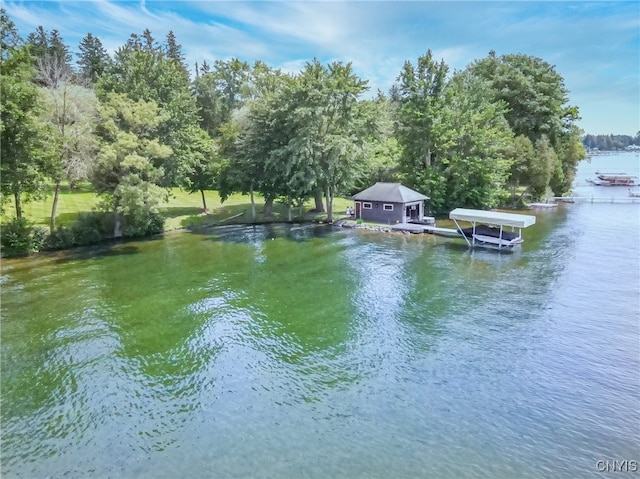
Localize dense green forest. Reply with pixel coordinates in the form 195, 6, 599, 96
582, 133, 640, 151
1, 10, 587, 254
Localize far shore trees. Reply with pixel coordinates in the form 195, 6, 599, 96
583, 133, 640, 151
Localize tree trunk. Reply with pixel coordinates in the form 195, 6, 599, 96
314, 190, 325, 212
200, 189, 208, 213
113, 209, 122, 238
517, 185, 531, 204
249, 186, 256, 222
263, 197, 273, 218
325, 185, 333, 223
287, 200, 292, 222
50, 180, 61, 234
14, 190, 23, 219
425, 147, 431, 168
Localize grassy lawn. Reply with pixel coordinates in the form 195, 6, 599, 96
165, 191, 352, 229
3, 184, 100, 228
1, 184, 354, 231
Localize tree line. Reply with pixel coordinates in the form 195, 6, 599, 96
582, 133, 640, 151
1, 10, 586, 252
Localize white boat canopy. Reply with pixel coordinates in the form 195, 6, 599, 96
449, 208, 536, 228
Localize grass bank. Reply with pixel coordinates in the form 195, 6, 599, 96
1, 184, 353, 231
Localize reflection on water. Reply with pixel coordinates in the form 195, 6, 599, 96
2, 154, 639, 478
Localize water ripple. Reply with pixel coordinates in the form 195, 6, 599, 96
2, 157, 639, 478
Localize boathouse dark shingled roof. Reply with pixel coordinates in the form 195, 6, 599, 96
352, 182, 429, 203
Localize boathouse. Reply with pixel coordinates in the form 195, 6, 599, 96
352, 182, 429, 224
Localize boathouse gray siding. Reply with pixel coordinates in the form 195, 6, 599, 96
352, 183, 429, 224
358, 201, 404, 224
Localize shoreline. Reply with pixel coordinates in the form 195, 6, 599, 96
0, 217, 336, 262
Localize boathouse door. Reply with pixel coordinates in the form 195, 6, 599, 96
406, 204, 418, 221
354, 202, 361, 219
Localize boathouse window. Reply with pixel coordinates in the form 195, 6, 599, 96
363, 202, 372, 209
383, 204, 394, 211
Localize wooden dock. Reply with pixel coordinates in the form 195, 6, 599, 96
391, 223, 462, 237
553, 196, 640, 204
422, 226, 462, 237
390, 223, 427, 234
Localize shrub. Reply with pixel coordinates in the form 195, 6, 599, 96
43, 212, 113, 251
44, 225, 76, 250
1, 218, 46, 257
122, 211, 164, 238
74, 212, 113, 244
3, 210, 165, 255
145, 212, 164, 235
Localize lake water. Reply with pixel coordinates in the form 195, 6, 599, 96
1, 153, 639, 478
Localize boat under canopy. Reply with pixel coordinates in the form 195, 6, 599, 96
449, 208, 536, 250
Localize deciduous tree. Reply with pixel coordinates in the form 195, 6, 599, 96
354, 95, 402, 191
1, 14, 51, 218
293, 59, 369, 221
394, 50, 449, 172
506, 135, 536, 204
193, 58, 252, 139
469, 52, 585, 195
530, 135, 558, 199
39, 81, 98, 232
180, 125, 217, 212
430, 70, 513, 210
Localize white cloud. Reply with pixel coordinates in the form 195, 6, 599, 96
2, 0, 637, 134
278, 58, 310, 75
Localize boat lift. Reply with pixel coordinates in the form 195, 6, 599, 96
449, 208, 537, 251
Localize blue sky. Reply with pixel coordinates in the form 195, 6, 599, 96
3, 1, 639, 135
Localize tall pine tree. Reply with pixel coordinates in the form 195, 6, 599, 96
77, 33, 110, 84
26, 26, 72, 87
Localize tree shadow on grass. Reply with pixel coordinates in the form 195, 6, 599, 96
168, 201, 336, 243
180, 204, 251, 229
160, 206, 203, 219
43, 212, 87, 228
